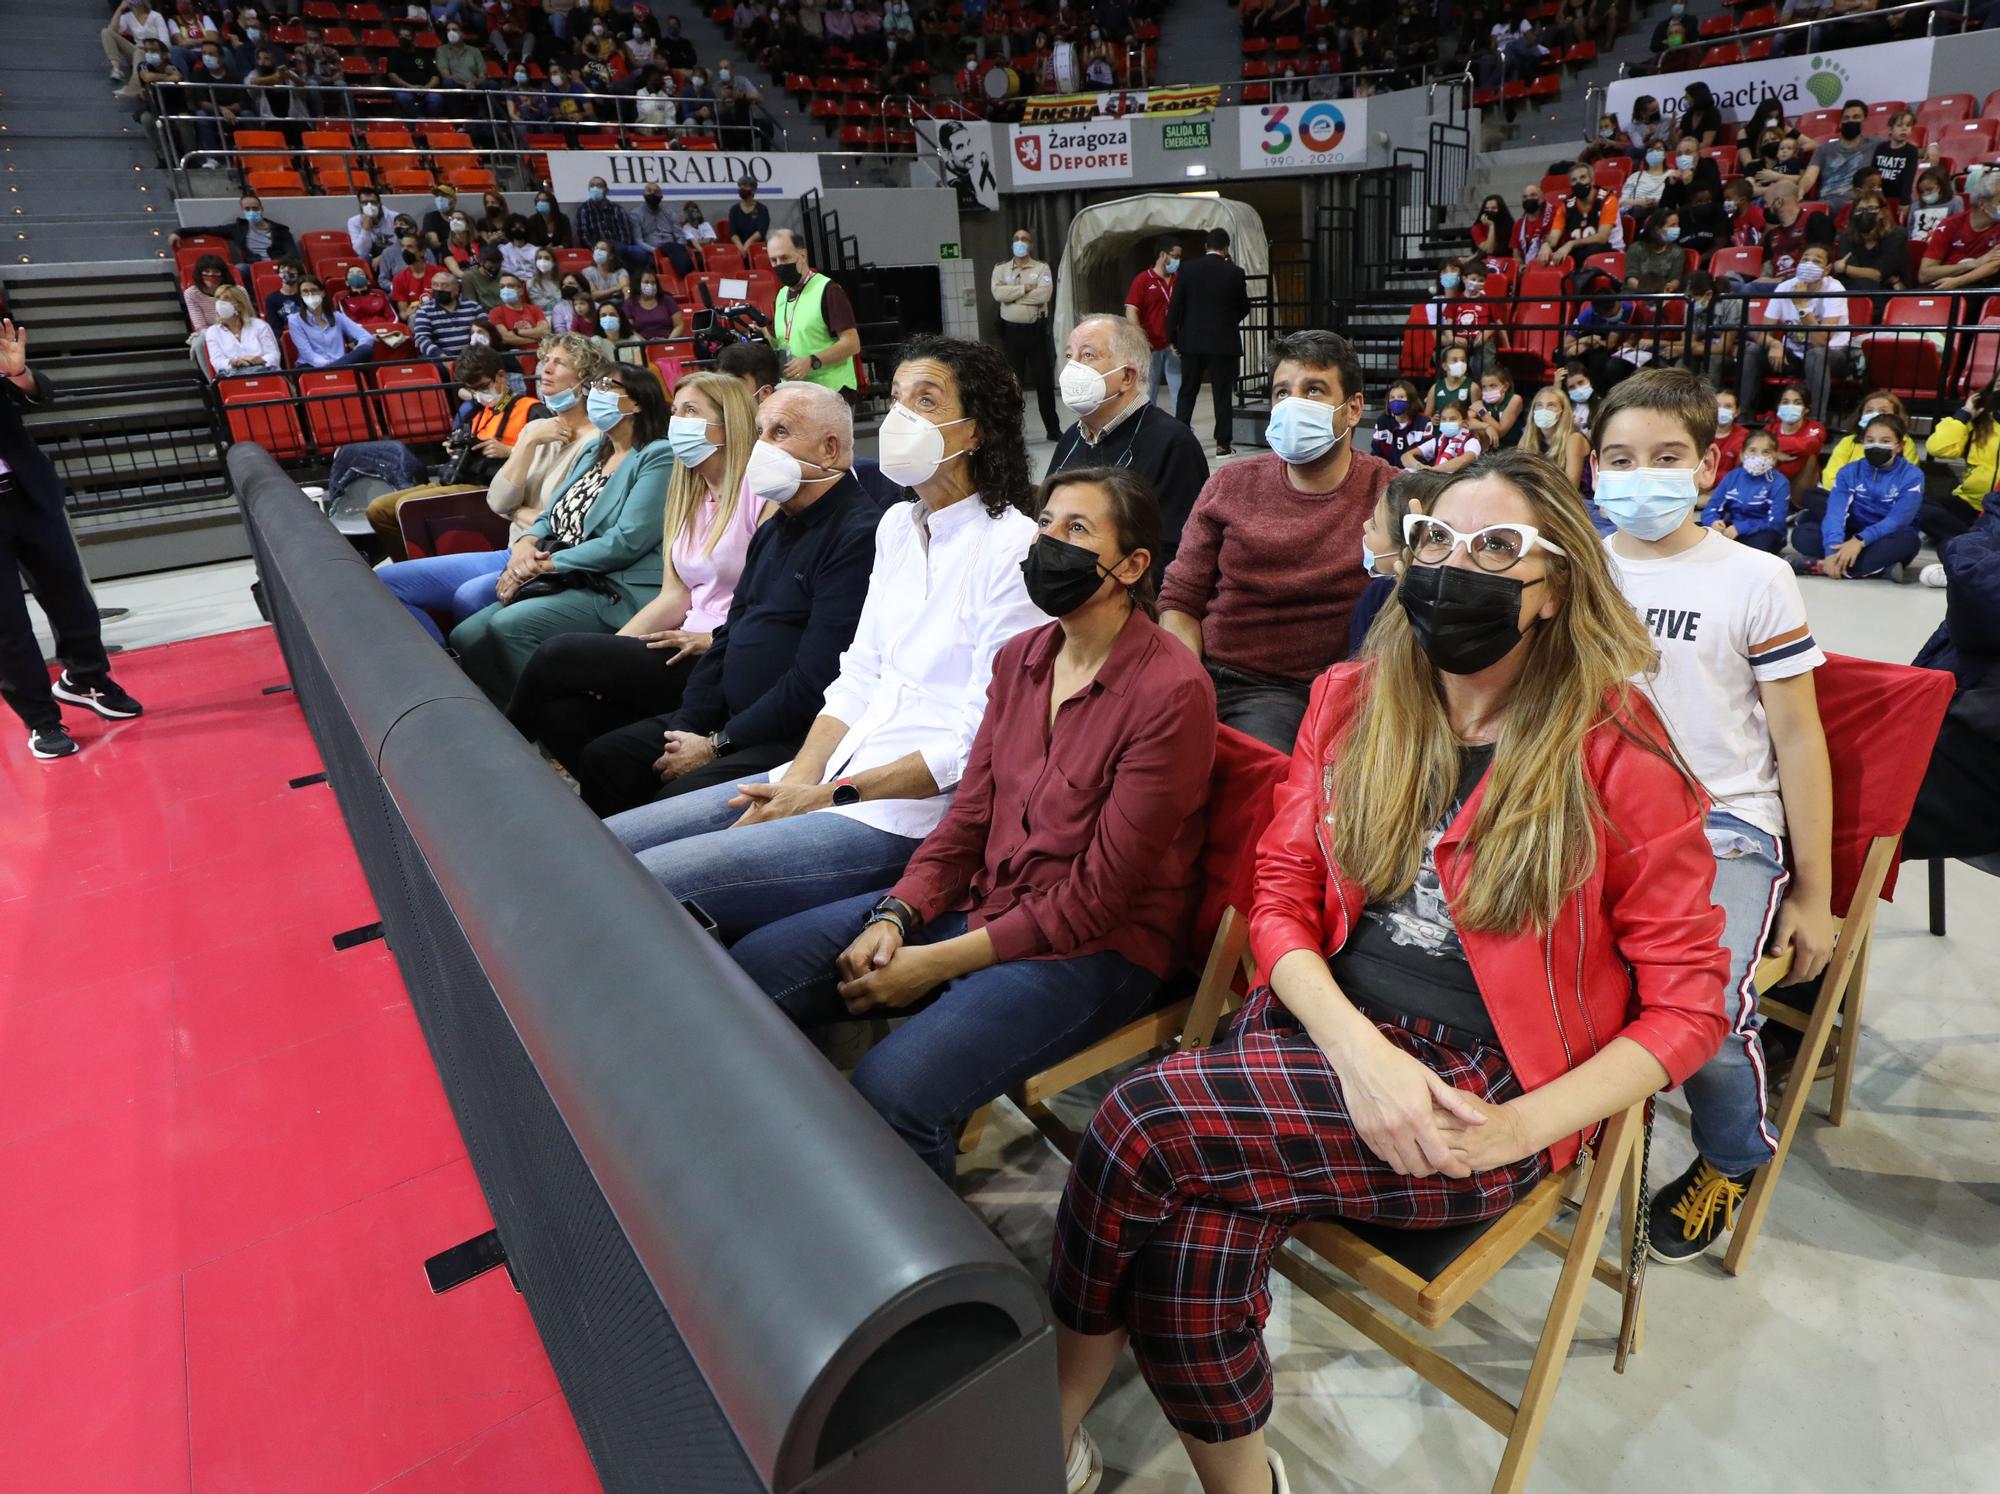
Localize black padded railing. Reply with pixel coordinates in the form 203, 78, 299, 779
228, 444, 1062, 1494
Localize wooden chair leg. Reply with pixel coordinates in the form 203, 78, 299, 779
1615, 1135, 1645, 1359
1827, 928, 1870, 1128
1723, 965, 1847, 1277
1491, 1104, 1638, 1494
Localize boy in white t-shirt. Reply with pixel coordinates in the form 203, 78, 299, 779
1591, 368, 1838, 1264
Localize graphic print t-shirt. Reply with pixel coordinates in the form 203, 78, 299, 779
1330, 744, 1497, 1041
1606, 528, 1825, 838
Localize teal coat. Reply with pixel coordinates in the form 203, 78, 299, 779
527, 436, 672, 610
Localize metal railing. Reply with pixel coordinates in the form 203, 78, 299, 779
1635, 0, 1976, 78
1341, 285, 2000, 417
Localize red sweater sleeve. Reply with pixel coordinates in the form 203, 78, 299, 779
1157, 473, 1225, 622
1592, 712, 1731, 1087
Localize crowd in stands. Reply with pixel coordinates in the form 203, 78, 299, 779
1411, 80, 2000, 575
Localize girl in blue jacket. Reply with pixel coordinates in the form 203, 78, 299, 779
1700, 429, 1791, 553
1792, 411, 1924, 579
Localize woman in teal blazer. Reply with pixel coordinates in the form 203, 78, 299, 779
451, 365, 674, 706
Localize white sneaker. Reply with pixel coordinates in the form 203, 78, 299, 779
1920, 562, 1947, 589
1269, 1446, 1293, 1493
1064, 1425, 1103, 1494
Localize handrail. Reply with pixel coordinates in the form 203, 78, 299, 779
1635, 0, 1972, 76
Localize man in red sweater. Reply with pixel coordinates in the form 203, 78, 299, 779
1158, 329, 1394, 751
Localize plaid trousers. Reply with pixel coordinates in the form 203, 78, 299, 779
1048, 987, 1549, 1442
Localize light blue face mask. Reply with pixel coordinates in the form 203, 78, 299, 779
433, 195, 451, 212
668, 414, 718, 467
1593, 466, 1700, 540
586, 387, 627, 431
1438, 420, 1462, 439
1265, 396, 1345, 466
1439, 271, 1461, 291
589, 185, 607, 201
243, 209, 263, 224
542, 383, 579, 414
1360, 540, 1380, 576
1012, 240, 1030, 257
1662, 225, 1681, 243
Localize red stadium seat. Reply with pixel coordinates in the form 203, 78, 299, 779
301, 230, 354, 275
1709, 245, 1765, 278
371, 362, 453, 442
1593, 156, 1633, 192
1858, 294, 1958, 401
1741, 37, 1773, 59
1984, 89, 2000, 122
553, 248, 593, 276
218, 375, 306, 461
1508, 298, 1566, 383
1737, 4, 1778, 26
1518, 264, 1567, 300
1699, 43, 1742, 65
249, 261, 284, 307
1959, 302, 2000, 396
1941, 118, 2000, 154
1919, 93, 1976, 126
297, 368, 375, 449
1797, 108, 1840, 144
700, 243, 747, 275
1698, 12, 1736, 35
1583, 250, 1625, 281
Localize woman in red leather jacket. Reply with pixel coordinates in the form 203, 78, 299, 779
1049, 447, 1730, 1494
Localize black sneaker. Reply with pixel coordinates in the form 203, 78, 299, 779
1646, 1157, 1755, 1265
52, 671, 143, 720
29, 724, 80, 759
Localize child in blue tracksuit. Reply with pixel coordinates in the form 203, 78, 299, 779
1791, 411, 1924, 578
1701, 430, 1791, 554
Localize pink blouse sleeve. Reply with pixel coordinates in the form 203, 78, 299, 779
678, 476, 764, 634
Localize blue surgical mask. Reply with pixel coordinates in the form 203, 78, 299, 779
1662, 225, 1681, 243
1360, 540, 1380, 576
542, 384, 580, 414
434, 195, 451, 212
1438, 420, 1462, 439
1265, 396, 1344, 466
1012, 240, 1030, 257
1646, 149, 1666, 168
668, 414, 718, 467
1439, 271, 1461, 291
1593, 467, 1699, 540
589, 185, 608, 201
243, 209, 263, 224
586, 387, 628, 431
536, 199, 554, 215
1164, 257, 1180, 274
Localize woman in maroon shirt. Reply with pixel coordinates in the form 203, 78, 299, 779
729, 467, 1218, 1180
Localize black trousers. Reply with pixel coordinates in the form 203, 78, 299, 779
998, 319, 1063, 441
1901, 716, 2000, 862
1, 478, 108, 732
1207, 661, 1312, 755
579, 725, 801, 820
1919, 493, 1982, 551
507, 632, 697, 812
1176, 353, 1238, 449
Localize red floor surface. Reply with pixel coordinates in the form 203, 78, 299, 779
0, 627, 600, 1494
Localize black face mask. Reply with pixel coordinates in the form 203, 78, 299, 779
1852, 210, 1880, 234
1572, 181, 1592, 200
1398, 564, 1539, 676
773, 262, 802, 288
1020, 534, 1117, 617
1522, 196, 1541, 213
1840, 120, 1862, 141
1863, 445, 1897, 468
433, 289, 455, 305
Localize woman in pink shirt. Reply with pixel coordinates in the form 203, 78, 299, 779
507, 372, 765, 798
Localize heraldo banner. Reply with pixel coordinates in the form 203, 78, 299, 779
1237, 98, 1371, 173
1006, 120, 1134, 188
1606, 37, 1934, 127
547, 150, 824, 205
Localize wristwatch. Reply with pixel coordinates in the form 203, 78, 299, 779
865, 894, 919, 934
830, 776, 860, 807
708, 728, 732, 756
809, 354, 822, 370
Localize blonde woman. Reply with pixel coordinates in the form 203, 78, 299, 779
201, 285, 279, 379
1516, 382, 1612, 533
508, 370, 767, 810
1051, 448, 1729, 1494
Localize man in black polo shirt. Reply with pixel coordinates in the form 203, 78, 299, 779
573, 382, 878, 815
0, 320, 143, 760
1046, 314, 1209, 572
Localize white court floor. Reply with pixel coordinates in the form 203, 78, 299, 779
33, 491, 2000, 1494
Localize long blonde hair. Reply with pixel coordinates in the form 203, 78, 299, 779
1337, 448, 1677, 933
1516, 383, 1578, 460
662, 371, 757, 561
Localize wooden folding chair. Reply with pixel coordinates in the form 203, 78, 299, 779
1719, 654, 1955, 1275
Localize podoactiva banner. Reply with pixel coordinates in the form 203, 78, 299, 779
1606, 37, 1935, 128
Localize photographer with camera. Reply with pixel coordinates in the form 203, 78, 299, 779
364, 345, 547, 559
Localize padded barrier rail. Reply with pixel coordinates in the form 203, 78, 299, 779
228, 442, 1061, 1494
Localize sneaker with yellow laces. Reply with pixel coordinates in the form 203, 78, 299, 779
1647, 1157, 1757, 1264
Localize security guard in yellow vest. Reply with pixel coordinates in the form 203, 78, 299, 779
766, 228, 861, 397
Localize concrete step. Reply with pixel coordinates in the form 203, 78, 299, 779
56, 433, 223, 495
3, 273, 178, 308
26, 391, 209, 435
29, 316, 191, 353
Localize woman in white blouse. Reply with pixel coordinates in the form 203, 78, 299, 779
202, 285, 280, 380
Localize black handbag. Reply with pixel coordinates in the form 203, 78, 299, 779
505, 539, 619, 605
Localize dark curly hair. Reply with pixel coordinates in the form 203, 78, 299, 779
894, 334, 1033, 517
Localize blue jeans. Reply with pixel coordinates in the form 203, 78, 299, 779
605, 780, 923, 943
1147, 346, 1181, 413
1681, 810, 1788, 1177
731, 894, 1163, 1179
377, 551, 505, 644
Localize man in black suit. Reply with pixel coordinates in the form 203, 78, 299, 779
1166, 226, 1252, 455
0, 320, 143, 760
